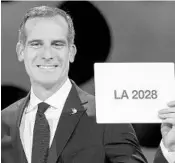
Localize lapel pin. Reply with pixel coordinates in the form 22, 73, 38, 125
71, 108, 77, 115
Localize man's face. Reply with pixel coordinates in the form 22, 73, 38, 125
17, 16, 76, 87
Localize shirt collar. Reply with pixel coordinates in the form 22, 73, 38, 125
27, 78, 72, 113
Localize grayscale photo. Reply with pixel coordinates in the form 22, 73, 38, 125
1, 1, 175, 163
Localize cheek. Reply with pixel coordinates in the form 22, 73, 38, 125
63, 50, 71, 62
24, 50, 38, 65
55, 51, 70, 64
62, 55, 70, 67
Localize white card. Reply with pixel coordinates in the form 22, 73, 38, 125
94, 63, 175, 123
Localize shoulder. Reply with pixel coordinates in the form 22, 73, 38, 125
84, 92, 96, 116
74, 83, 96, 117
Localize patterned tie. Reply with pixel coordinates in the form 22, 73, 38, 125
32, 102, 50, 163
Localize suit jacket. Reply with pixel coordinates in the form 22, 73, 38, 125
2, 82, 148, 163
153, 147, 168, 163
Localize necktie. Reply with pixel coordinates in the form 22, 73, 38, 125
32, 102, 50, 163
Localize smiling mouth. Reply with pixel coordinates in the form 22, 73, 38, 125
37, 65, 58, 69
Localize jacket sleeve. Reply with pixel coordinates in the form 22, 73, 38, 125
153, 146, 168, 163
103, 123, 148, 163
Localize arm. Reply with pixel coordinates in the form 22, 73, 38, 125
160, 140, 175, 163
154, 146, 168, 163
104, 123, 148, 163
155, 101, 175, 163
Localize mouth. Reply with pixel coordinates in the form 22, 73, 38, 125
37, 65, 58, 69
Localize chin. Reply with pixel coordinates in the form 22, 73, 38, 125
31, 72, 67, 88
31, 76, 58, 87
39, 81, 58, 89
35, 74, 60, 83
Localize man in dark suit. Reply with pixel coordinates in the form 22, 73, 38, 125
1, 5, 148, 163
154, 101, 175, 163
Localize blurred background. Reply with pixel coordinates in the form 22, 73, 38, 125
2, 1, 175, 162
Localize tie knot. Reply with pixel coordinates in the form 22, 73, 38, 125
37, 102, 50, 114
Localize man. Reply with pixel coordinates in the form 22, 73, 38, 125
154, 101, 175, 163
1, 5, 147, 163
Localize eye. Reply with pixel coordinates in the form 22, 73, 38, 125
52, 43, 65, 49
29, 42, 42, 49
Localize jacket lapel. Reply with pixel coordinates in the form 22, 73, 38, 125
10, 81, 89, 163
47, 84, 87, 163
11, 93, 30, 163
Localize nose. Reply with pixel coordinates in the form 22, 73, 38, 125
42, 47, 53, 60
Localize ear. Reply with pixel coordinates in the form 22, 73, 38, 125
69, 44, 77, 63
16, 42, 25, 62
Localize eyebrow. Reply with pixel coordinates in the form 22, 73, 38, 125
27, 39, 43, 44
51, 40, 67, 45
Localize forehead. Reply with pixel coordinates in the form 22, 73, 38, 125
24, 15, 69, 41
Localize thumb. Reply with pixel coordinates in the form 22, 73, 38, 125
161, 123, 172, 137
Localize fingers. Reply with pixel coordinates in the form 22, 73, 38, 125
161, 123, 172, 129
159, 107, 175, 114
159, 110, 175, 126
159, 113, 175, 119
158, 101, 175, 126
161, 123, 172, 137
167, 101, 175, 107
161, 118, 175, 126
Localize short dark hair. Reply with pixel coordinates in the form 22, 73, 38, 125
18, 6, 75, 45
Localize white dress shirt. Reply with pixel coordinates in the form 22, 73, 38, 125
20, 78, 72, 163
160, 140, 175, 163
